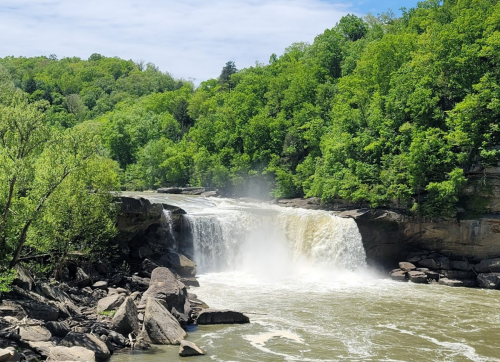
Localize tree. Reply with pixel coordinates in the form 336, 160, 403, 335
218, 61, 237, 89
337, 14, 368, 41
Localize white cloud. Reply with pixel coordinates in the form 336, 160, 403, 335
0, 0, 357, 83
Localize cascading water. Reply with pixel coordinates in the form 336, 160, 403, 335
161, 209, 177, 250
183, 200, 367, 274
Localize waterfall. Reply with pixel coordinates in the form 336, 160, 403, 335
183, 201, 367, 274
161, 209, 177, 250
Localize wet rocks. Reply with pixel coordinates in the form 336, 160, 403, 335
196, 309, 250, 325
389, 269, 407, 281
474, 257, 500, 273
143, 298, 186, 345
477, 273, 500, 289
406, 271, 428, 283
179, 340, 206, 357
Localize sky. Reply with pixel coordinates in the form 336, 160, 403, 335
0, 0, 420, 83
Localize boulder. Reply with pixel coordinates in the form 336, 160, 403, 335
19, 325, 52, 342
418, 257, 451, 270
139, 268, 189, 317
389, 269, 407, 282
112, 297, 139, 335
155, 253, 197, 277
179, 340, 206, 357
96, 295, 125, 314
60, 332, 110, 362
407, 271, 428, 284
0, 348, 17, 362
180, 277, 200, 287
107, 331, 128, 347
157, 187, 182, 194
398, 262, 416, 272
92, 281, 108, 290
196, 309, 250, 325
477, 273, 500, 289
39, 283, 81, 316
76, 268, 91, 288
143, 298, 186, 345
474, 258, 500, 273
16, 300, 59, 321
45, 321, 71, 338
451, 260, 473, 271
422, 270, 440, 281
47, 346, 96, 362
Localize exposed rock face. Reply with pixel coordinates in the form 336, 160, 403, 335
47, 346, 96, 362
45, 321, 70, 338
196, 309, 250, 325
143, 298, 186, 345
474, 257, 500, 273
340, 209, 500, 268
112, 297, 139, 335
60, 332, 110, 362
179, 340, 206, 357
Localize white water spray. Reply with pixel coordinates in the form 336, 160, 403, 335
183, 200, 367, 275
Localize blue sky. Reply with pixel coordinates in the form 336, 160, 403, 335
0, 0, 420, 83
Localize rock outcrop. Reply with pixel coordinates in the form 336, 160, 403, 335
179, 340, 206, 357
196, 309, 250, 325
143, 298, 186, 345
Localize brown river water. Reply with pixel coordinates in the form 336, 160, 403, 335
111, 193, 500, 362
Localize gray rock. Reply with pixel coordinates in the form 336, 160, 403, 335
143, 298, 186, 345
474, 258, 500, 273
45, 321, 71, 338
179, 340, 206, 357
451, 260, 473, 271
398, 262, 416, 272
155, 253, 197, 278
112, 297, 139, 335
108, 331, 128, 347
19, 325, 52, 342
407, 271, 428, 284
92, 281, 108, 290
389, 269, 407, 282
0, 348, 17, 362
76, 268, 91, 288
418, 257, 451, 270
96, 295, 125, 314
423, 270, 440, 281
39, 283, 81, 316
60, 332, 110, 362
139, 268, 189, 318
157, 187, 183, 194
477, 273, 500, 289
180, 277, 200, 288
47, 346, 96, 362
438, 270, 476, 279
26, 341, 54, 358
197, 309, 250, 325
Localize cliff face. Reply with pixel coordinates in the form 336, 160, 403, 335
340, 209, 500, 268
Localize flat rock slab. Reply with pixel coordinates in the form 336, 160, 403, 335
19, 325, 52, 342
0, 348, 15, 362
398, 262, 416, 272
97, 295, 125, 314
197, 309, 250, 325
179, 340, 206, 357
407, 271, 428, 284
92, 281, 108, 290
47, 346, 96, 362
389, 270, 407, 282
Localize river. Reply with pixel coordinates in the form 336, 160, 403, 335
112, 193, 500, 362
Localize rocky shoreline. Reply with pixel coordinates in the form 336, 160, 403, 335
0, 196, 249, 361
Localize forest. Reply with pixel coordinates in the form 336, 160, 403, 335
1, 0, 499, 286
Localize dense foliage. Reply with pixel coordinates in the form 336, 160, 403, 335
1, 0, 499, 269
